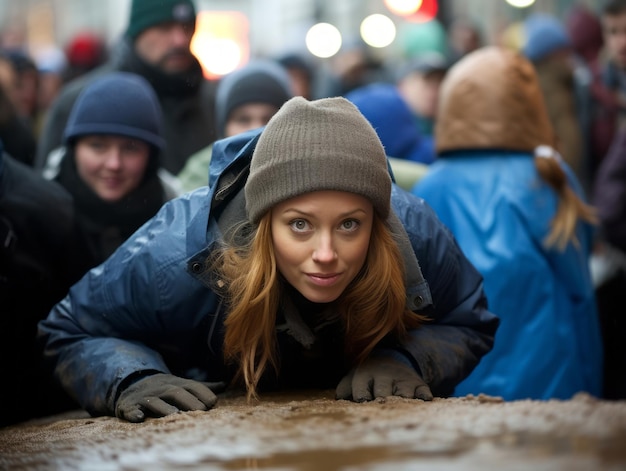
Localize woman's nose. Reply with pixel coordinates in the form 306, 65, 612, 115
103, 149, 123, 169
312, 235, 337, 263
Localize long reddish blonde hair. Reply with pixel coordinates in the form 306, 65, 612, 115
212, 211, 425, 399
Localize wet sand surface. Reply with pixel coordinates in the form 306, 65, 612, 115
1, 390, 625, 470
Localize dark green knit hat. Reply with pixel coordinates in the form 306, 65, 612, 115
245, 96, 391, 223
126, 0, 196, 40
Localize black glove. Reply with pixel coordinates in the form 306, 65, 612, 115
336, 353, 433, 402
115, 373, 224, 423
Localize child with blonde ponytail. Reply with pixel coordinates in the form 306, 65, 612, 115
413, 46, 603, 400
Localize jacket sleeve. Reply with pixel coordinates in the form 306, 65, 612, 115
38, 191, 218, 416
390, 186, 500, 396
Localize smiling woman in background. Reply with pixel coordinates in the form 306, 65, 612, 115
42, 71, 178, 266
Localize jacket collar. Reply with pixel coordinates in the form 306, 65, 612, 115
207, 128, 262, 211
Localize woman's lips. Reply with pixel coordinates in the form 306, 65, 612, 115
306, 273, 341, 287
101, 177, 123, 188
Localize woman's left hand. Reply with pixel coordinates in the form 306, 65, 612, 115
335, 355, 433, 402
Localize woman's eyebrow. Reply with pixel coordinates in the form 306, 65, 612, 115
281, 208, 368, 218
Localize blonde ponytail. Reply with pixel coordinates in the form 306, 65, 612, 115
534, 146, 597, 251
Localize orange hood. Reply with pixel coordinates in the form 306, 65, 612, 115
435, 46, 556, 154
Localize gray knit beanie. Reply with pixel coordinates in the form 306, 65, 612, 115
245, 96, 391, 223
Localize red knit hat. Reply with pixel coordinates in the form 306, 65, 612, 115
65, 32, 106, 69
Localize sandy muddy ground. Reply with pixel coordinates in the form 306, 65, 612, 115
1, 390, 625, 471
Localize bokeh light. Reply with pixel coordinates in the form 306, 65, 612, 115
384, 0, 423, 16
190, 11, 249, 79
193, 37, 242, 76
361, 14, 396, 48
505, 0, 536, 7
306, 23, 342, 58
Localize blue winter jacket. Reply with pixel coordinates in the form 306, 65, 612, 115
39, 129, 499, 417
412, 151, 603, 400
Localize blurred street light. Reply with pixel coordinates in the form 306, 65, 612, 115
360, 14, 396, 48
306, 22, 342, 58
384, 0, 423, 16
190, 11, 249, 79
385, 0, 438, 23
505, 0, 536, 7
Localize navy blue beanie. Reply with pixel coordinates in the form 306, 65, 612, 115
345, 83, 432, 163
64, 72, 165, 150
523, 13, 572, 62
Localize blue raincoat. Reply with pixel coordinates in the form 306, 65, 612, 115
412, 151, 603, 400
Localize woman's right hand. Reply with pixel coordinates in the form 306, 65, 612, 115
115, 373, 224, 422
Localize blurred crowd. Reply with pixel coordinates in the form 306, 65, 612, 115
1, 0, 625, 427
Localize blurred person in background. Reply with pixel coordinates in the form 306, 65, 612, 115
522, 13, 587, 190
447, 17, 483, 63
42, 72, 178, 266
36, 0, 217, 176
0, 138, 92, 426
63, 31, 108, 83
566, 3, 619, 186
3, 49, 39, 135
0, 53, 37, 166
314, 40, 387, 99
345, 82, 433, 189
587, 0, 626, 400
396, 52, 449, 140
591, 121, 626, 400
601, 0, 626, 119
275, 51, 315, 100
412, 47, 603, 401
177, 59, 293, 192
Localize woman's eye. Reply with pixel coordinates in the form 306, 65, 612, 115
88, 142, 106, 151
233, 116, 251, 125
289, 219, 310, 232
341, 219, 360, 232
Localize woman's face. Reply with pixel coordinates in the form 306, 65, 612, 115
271, 190, 374, 303
74, 135, 151, 202
225, 103, 280, 138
